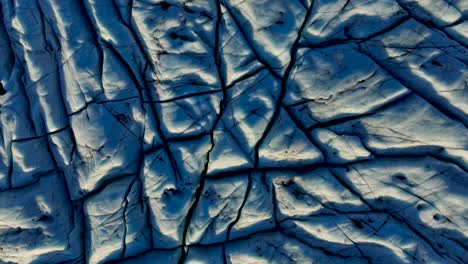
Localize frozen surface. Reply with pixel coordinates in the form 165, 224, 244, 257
0, 0, 467, 263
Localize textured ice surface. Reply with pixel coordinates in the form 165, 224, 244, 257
0, 0, 467, 263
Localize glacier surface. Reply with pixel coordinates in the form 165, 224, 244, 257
0, 0, 467, 263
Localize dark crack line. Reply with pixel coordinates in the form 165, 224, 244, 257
394, 0, 468, 49
120, 178, 137, 259
120, 1, 187, 185
253, 0, 316, 168
12, 125, 70, 142
357, 43, 468, 129
222, 171, 252, 263
177, 1, 228, 262
73, 173, 135, 203
305, 91, 413, 131
222, 1, 283, 80
299, 15, 411, 49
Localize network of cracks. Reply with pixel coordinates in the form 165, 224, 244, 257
0, 0, 467, 263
